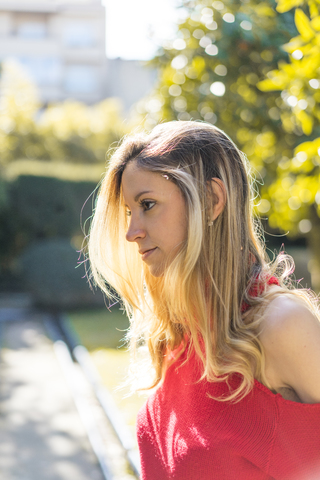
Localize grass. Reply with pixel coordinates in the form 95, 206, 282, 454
5, 159, 105, 182
67, 306, 147, 435
67, 306, 130, 350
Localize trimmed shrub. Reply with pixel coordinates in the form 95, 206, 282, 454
9, 175, 97, 240
18, 238, 104, 309
0, 174, 98, 270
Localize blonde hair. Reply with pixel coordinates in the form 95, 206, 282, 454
88, 120, 318, 401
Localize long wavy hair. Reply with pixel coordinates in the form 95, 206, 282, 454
88, 120, 318, 401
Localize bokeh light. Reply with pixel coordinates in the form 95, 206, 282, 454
210, 81, 225, 96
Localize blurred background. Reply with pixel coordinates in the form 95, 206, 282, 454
0, 0, 319, 477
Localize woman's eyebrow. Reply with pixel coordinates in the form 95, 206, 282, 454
134, 190, 153, 202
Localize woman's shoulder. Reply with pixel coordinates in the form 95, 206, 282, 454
258, 289, 320, 404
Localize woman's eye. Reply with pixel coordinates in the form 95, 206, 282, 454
141, 200, 156, 211
126, 201, 155, 216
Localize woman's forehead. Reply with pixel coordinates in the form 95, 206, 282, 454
122, 162, 154, 184
121, 163, 179, 202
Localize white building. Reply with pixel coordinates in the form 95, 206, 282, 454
106, 57, 157, 112
0, 0, 108, 104
0, 0, 156, 109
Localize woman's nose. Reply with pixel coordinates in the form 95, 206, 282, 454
126, 218, 146, 243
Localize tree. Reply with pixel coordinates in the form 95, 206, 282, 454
138, 0, 320, 288
139, 0, 297, 188
257, 0, 320, 289
0, 60, 40, 166
0, 60, 129, 166
0, 60, 129, 284
38, 98, 128, 163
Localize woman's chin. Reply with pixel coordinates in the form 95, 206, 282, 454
145, 262, 165, 278
148, 266, 164, 278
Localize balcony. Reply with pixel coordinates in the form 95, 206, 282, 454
0, 36, 58, 56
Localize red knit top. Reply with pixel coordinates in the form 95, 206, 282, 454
137, 347, 320, 479
136, 287, 320, 479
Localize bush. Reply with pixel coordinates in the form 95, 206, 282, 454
0, 174, 97, 271
10, 175, 96, 239
18, 238, 104, 310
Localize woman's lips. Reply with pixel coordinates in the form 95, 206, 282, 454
141, 247, 157, 261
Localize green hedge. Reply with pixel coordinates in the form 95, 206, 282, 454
0, 173, 103, 306
1, 174, 98, 269
10, 174, 97, 239
19, 238, 104, 309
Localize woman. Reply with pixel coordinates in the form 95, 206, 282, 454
88, 121, 320, 479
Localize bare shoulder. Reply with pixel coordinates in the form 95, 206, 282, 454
259, 290, 320, 403
260, 291, 320, 339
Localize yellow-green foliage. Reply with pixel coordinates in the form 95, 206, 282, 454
5, 159, 105, 183
258, 3, 320, 135
0, 60, 130, 274
38, 98, 129, 164
138, 0, 298, 229
0, 60, 129, 168
257, 0, 320, 235
0, 60, 39, 164
140, 0, 319, 239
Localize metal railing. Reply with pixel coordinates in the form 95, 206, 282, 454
45, 313, 141, 480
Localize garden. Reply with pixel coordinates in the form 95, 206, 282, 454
1, 0, 320, 441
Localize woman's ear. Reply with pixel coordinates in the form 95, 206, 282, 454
208, 178, 226, 221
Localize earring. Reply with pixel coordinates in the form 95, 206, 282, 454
208, 220, 213, 227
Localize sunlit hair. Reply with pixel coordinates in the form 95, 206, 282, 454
88, 120, 319, 401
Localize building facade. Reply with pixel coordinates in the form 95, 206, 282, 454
106, 57, 157, 112
0, 0, 107, 104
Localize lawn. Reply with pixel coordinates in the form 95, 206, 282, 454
67, 306, 148, 436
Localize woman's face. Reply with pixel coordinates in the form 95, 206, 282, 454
121, 162, 188, 277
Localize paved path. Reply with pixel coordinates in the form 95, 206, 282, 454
0, 309, 105, 480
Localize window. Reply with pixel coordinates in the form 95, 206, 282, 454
18, 57, 62, 86
64, 66, 98, 94
63, 22, 95, 48
17, 22, 47, 39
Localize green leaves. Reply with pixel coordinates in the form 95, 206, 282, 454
276, 0, 305, 13
296, 109, 314, 134
257, 73, 288, 91
144, 0, 295, 152
0, 60, 128, 167
295, 8, 315, 40
256, 0, 320, 238
143, 0, 320, 240
257, 1, 320, 151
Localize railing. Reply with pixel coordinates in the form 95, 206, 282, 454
45, 313, 141, 480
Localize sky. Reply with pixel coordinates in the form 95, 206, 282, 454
103, 0, 183, 60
